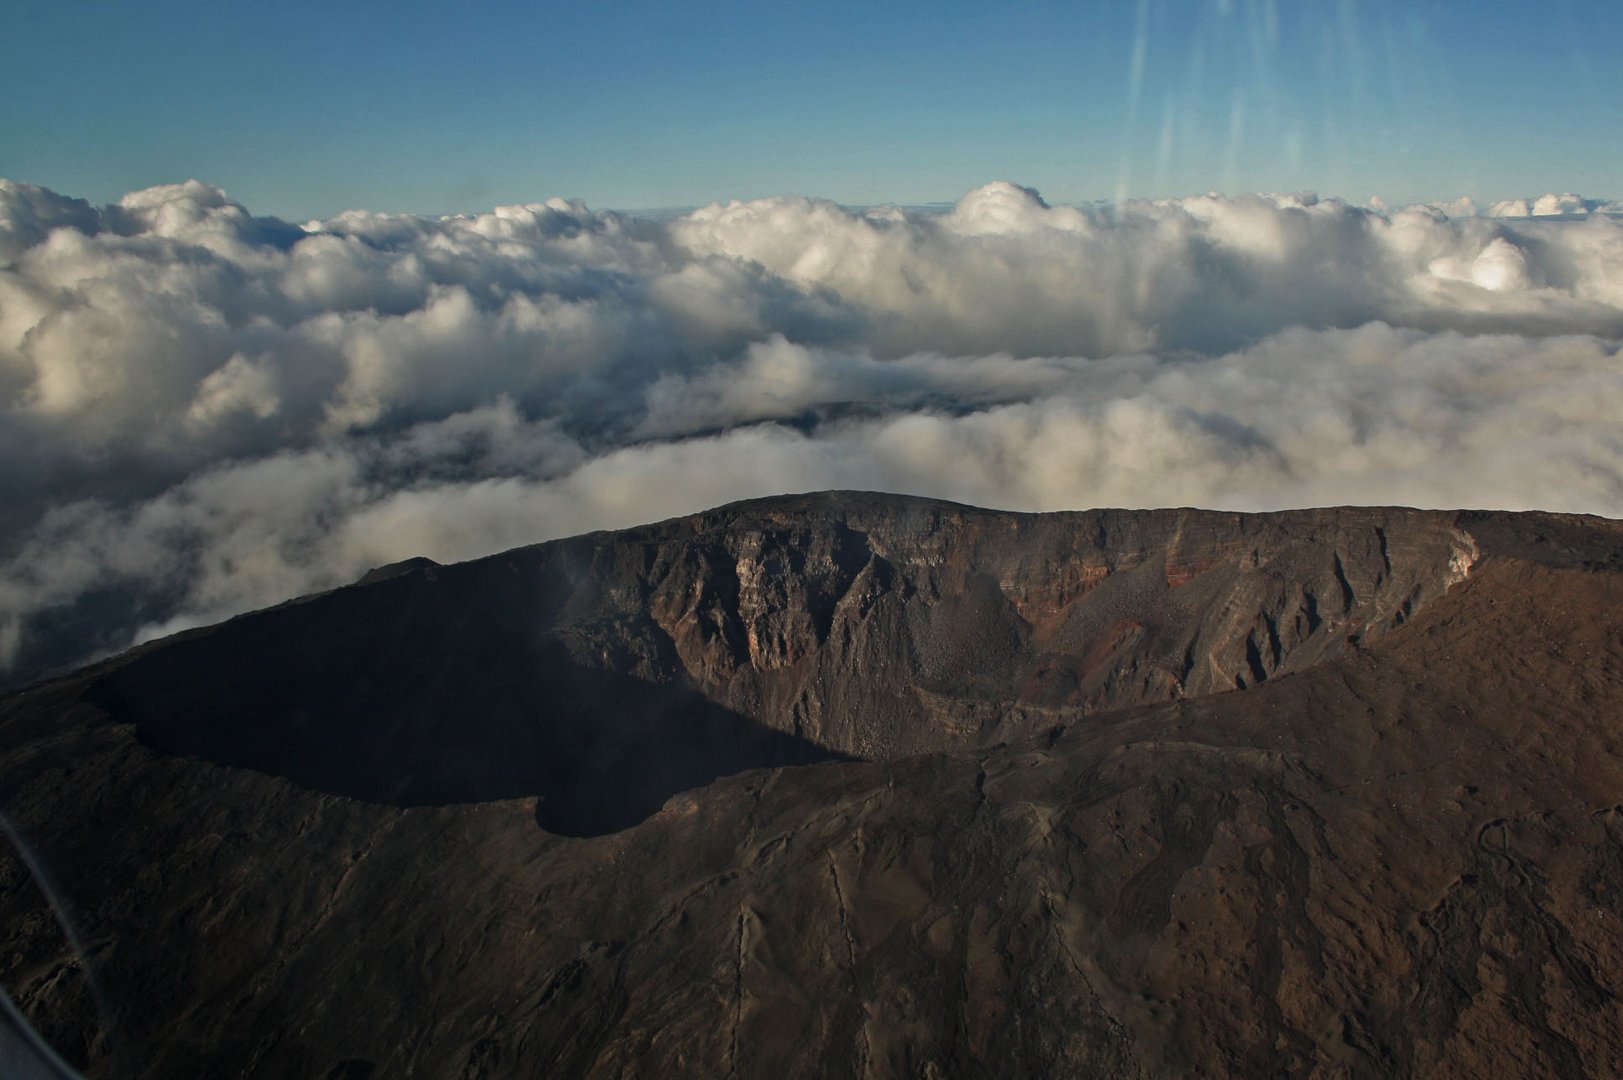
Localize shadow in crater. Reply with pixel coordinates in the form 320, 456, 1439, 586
85, 566, 851, 838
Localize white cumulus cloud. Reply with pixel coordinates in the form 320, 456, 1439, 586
1, 177, 1622, 678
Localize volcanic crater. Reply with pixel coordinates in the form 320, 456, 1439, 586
4, 493, 1623, 1078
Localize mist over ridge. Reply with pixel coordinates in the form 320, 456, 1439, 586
3, 175, 1623, 678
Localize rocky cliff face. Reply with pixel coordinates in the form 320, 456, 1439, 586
3, 494, 1622, 1078
532, 495, 1480, 757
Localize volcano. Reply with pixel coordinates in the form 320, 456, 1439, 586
3, 493, 1623, 1077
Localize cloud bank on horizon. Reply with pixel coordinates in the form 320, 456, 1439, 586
3, 176, 1623, 677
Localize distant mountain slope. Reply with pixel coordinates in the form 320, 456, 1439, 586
3, 494, 1622, 1077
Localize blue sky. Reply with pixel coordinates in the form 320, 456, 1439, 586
3, 0, 1620, 217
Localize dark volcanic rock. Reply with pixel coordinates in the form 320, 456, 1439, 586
3, 492, 1623, 1078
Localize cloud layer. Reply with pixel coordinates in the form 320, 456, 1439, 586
3, 177, 1623, 677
